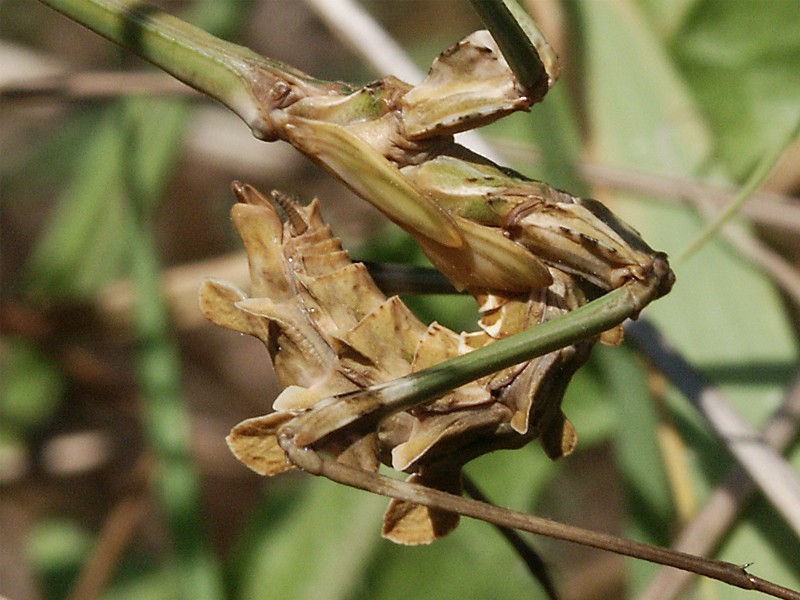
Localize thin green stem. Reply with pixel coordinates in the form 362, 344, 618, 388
382, 277, 659, 413
290, 274, 668, 448
677, 116, 800, 264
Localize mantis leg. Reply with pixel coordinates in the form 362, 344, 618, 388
361, 263, 458, 296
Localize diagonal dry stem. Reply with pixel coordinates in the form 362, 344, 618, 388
278, 432, 800, 600
626, 320, 800, 538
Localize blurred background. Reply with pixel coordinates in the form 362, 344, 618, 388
2, 1, 799, 599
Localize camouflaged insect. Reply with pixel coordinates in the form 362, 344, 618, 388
200, 30, 673, 544
203, 184, 610, 544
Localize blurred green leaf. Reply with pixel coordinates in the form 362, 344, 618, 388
600, 345, 672, 538
100, 571, 179, 600
23, 108, 137, 298
236, 478, 385, 600
669, 0, 800, 177
575, 0, 800, 594
14, 3, 255, 599
28, 518, 94, 599
1, 339, 65, 433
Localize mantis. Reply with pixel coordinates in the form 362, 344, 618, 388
195, 24, 675, 544
33, 1, 800, 598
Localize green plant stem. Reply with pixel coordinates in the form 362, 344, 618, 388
120, 99, 223, 598
677, 116, 800, 264
130, 221, 223, 600
28, 0, 252, 593
37, 0, 320, 136
395, 282, 652, 405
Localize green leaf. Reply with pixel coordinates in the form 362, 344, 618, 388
23, 108, 134, 298
1, 339, 65, 433
236, 477, 386, 600
576, 0, 800, 594
669, 0, 800, 177
28, 518, 94, 599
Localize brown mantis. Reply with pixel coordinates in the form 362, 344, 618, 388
32, 1, 800, 598
194, 23, 675, 544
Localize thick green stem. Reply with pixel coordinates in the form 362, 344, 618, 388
38, 0, 324, 138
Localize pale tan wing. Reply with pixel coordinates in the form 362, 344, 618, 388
226, 413, 295, 476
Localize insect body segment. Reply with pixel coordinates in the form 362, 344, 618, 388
399, 150, 670, 294
400, 31, 533, 139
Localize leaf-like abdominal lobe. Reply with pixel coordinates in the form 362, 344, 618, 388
203, 182, 656, 544
402, 31, 531, 139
